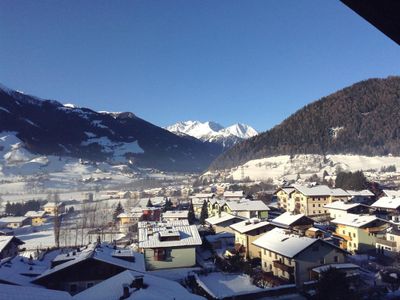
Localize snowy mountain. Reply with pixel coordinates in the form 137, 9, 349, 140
166, 121, 258, 148
0, 84, 223, 172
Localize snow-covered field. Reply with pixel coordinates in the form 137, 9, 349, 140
205, 154, 400, 182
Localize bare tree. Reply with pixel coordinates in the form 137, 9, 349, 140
52, 192, 62, 248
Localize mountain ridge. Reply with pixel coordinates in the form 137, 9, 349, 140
0, 84, 223, 172
166, 120, 257, 148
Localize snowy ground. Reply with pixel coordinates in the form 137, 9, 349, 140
206, 154, 400, 183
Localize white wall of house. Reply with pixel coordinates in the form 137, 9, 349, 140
144, 246, 196, 270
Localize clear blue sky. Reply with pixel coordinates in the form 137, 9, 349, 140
1, 1, 399, 132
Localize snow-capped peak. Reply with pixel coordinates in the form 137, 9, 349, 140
64, 103, 77, 108
166, 120, 257, 148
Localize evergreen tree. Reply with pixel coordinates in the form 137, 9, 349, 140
199, 200, 208, 224
146, 199, 153, 208
314, 267, 357, 300
113, 202, 124, 222
163, 198, 172, 212
188, 201, 195, 224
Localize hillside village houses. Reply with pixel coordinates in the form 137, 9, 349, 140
205, 212, 246, 234
252, 227, 348, 286
43, 201, 66, 216
0, 216, 30, 229
324, 201, 370, 220
24, 210, 47, 226
0, 236, 24, 259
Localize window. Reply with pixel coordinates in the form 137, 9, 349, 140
319, 258, 324, 264
342, 230, 345, 234
269, 251, 272, 257
264, 261, 267, 267
353, 233, 356, 238
334, 256, 338, 263
275, 253, 278, 259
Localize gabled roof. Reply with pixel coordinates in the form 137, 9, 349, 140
0, 216, 28, 223
230, 219, 271, 234
383, 190, 400, 198
252, 228, 317, 258
73, 269, 205, 300
371, 196, 400, 210
324, 201, 364, 211
162, 210, 189, 219
24, 211, 46, 218
270, 212, 313, 228
331, 213, 385, 228
346, 190, 374, 197
33, 243, 145, 282
293, 185, 349, 197
0, 283, 72, 300
225, 200, 269, 212
0, 236, 24, 254
223, 191, 244, 198
205, 213, 245, 226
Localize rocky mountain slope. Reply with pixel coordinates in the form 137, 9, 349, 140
0, 84, 223, 172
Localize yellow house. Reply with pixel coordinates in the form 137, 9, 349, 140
43, 202, 65, 216
229, 218, 274, 259
287, 185, 349, 218
253, 227, 348, 286
332, 213, 389, 253
24, 211, 47, 226
275, 187, 295, 211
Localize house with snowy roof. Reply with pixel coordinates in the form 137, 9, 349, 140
281, 185, 350, 218
332, 213, 389, 253
229, 218, 274, 259
207, 198, 227, 217
43, 201, 65, 216
346, 190, 374, 203
275, 187, 296, 211
0, 216, 30, 229
24, 210, 47, 226
223, 190, 244, 200
32, 243, 145, 295
270, 212, 314, 232
324, 201, 369, 220
117, 209, 143, 233
371, 196, 400, 215
138, 220, 202, 270
73, 269, 205, 300
162, 210, 189, 222
0, 236, 24, 259
205, 212, 245, 234
376, 226, 400, 257
221, 199, 270, 219
252, 227, 348, 286
0, 283, 72, 300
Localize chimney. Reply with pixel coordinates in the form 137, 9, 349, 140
131, 275, 144, 289
120, 283, 130, 299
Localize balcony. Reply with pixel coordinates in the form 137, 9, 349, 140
376, 237, 397, 248
273, 260, 294, 273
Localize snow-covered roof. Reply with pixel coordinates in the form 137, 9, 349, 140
0, 236, 23, 253
0, 216, 28, 223
73, 269, 204, 300
324, 201, 363, 211
0, 283, 72, 300
162, 210, 189, 219
24, 211, 46, 218
43, 202, 64, 208
194, 272, 263, 299
205, 213, 244, 226
34, 243, 145, 282
138, 220, 202, 248
252, 228, 317, 258
371, 197, 400, 210
191, 193, 214, 199
225, 199, 269, 212
271, 212, 311, 227
346, 190, 374, 197
331, 214, 384, 228
312, 263, 360, 274
230, 219, 271, 234
223, 191, 244, 198
280, 187, 295, 195
383, 190, 400, 198
293, 185, 349, 197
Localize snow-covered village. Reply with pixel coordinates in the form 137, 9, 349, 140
2, 1, 400, 300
